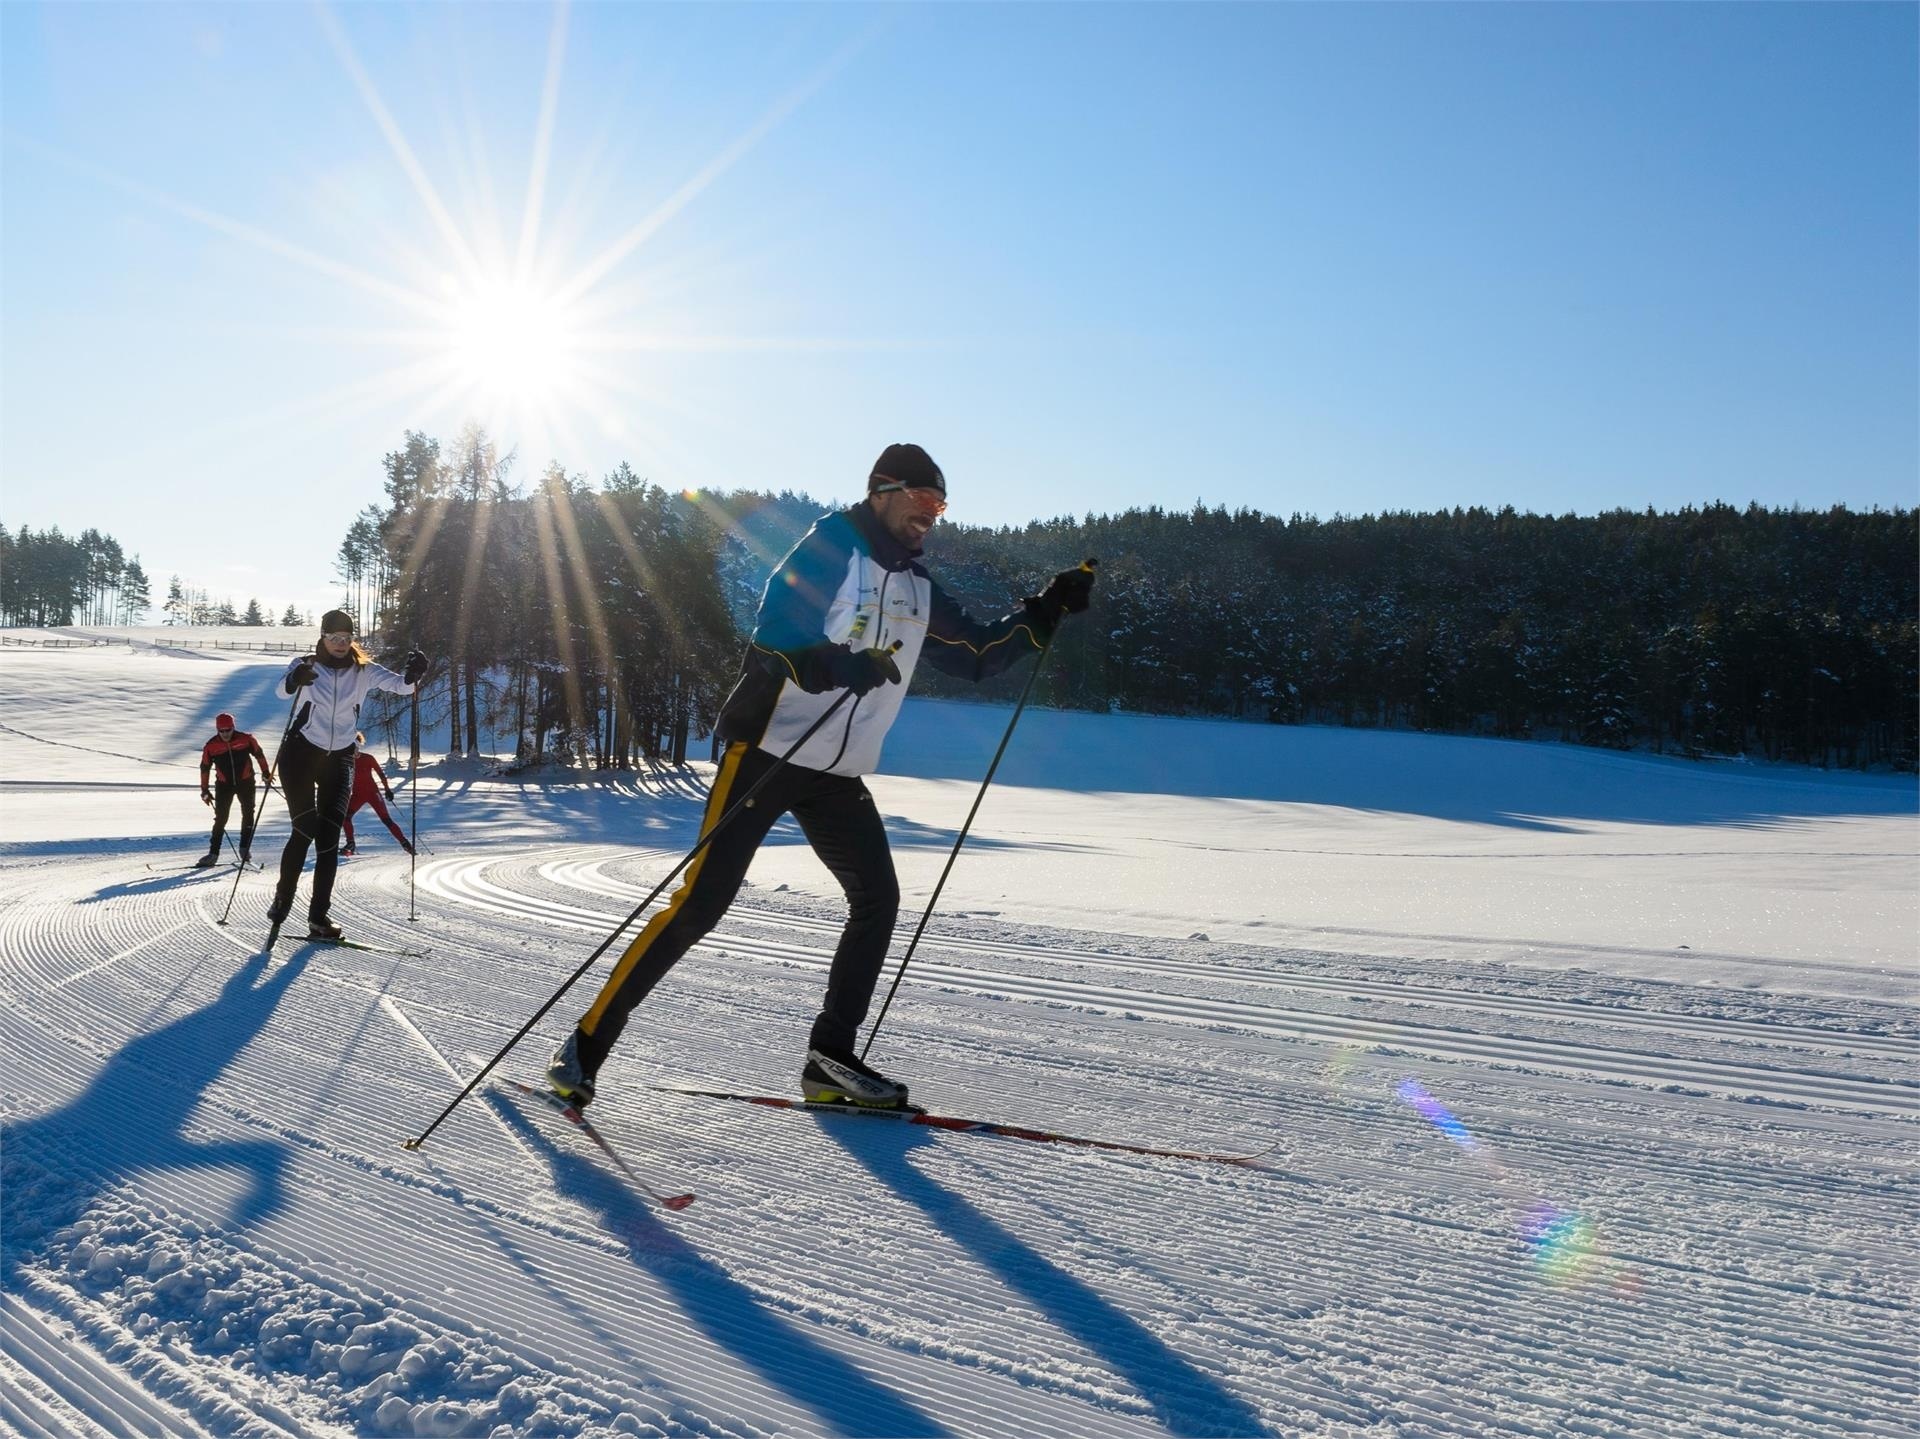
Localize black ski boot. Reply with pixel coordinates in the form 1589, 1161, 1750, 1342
192, 851, 220, 869
308, 915, 344, 942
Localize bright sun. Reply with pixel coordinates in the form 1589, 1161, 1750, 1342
443, 278, 581, 414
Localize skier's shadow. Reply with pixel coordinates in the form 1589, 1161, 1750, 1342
817, 1121, 1271, 1438
495, 1104, 949, 1439
77, 868, 231, 905
1, 945, 312, 1281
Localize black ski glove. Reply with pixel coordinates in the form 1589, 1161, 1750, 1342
403, 650, 430, 685
1027, 563, 1097, 629
200, 788, 212, 805
287, 658, 317, 691
827, 646, 902, 697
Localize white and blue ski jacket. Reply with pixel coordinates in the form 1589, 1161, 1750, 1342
715, 502, 1051, 777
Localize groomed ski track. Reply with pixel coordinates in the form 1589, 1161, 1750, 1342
3, 835, 1913, 1438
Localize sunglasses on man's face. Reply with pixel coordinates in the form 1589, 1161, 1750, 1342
873, 483, 947, 517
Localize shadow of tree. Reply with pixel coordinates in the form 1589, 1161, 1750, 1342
76, 868, 233, 906
883, 699, 1920, 830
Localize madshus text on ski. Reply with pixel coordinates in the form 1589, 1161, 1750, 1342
407, 442, 1098, 1188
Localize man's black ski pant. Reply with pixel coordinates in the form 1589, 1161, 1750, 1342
574, 741, 899, 1079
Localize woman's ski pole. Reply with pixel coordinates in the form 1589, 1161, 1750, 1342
408, 668, 421, 923
862, 561, 1094, 1057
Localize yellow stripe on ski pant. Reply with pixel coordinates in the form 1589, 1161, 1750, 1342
581, 741, 748, 1036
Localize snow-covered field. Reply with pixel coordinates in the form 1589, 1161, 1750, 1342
2, 646, 1914, 1438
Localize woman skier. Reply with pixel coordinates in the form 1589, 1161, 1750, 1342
268, 610, 427, 941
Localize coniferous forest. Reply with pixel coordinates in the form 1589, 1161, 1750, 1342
0, 526, 152, 627
704, 492, 1916, 772
362, 429, 739, 768
349, 428, 1913, 773
904, 499, 1918, 771
17, 429, 1908, 772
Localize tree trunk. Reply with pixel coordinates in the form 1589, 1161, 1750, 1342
514, 663, 529, 758
534, 672, 551, 760
447, 662, 464, 756
465, 664, 480, 756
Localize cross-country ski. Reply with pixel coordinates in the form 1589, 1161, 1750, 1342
664, 1085, 1278, 1168
495, 1079, 696, 1211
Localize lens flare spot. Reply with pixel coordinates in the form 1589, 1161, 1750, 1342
1523, 1202, 1602, 1286
1395, 1078, 1482, 1155
1326, 1042, 1368, 1090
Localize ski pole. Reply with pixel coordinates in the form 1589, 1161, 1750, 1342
862, 561, 1094, 1058
208, 746, 249, 869
408, 659, 421, 923
217, 671, 305, 926
404, 645, 898, 1152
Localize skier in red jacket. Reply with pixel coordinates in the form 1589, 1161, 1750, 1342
342, 733, 412, 857
197, 712, 271, 867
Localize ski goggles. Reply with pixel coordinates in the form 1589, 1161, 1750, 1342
871, 482, 947, 516
322, 630, 353, 641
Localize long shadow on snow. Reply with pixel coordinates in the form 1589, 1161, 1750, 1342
882, 700, 1920, 831
494, 1100, 950, 1439
1, 944, 313, 1281
818, 1121, 1269, 1437
159, 662, 295, 763
76, 868, 238, 905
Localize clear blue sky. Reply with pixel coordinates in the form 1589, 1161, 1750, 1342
3, 1, 1915, 620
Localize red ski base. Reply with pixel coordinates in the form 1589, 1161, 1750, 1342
664, 1086, 1272, 1168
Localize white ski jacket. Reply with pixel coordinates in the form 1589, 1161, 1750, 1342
280, 654, 416, 752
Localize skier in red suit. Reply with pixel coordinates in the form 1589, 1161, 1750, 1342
342, 733, 412, 856
197, 712, 271, 866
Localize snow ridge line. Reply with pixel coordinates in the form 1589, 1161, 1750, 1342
404, 854, 1916, 1115
49, 917, 198, 994
0, 718, 184, 768
0, 1289, 219, 1438
4, 1275, 301, 1438
456, 848, 1920, 1056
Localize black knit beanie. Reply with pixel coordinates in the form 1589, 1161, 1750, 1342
869, 443, 945, 495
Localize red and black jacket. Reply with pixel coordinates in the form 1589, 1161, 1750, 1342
200, 731, 268, 788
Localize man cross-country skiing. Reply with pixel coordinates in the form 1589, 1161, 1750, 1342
196, 712, 271, 867
546, 442, 1094, 1110
341, 733, 413, 857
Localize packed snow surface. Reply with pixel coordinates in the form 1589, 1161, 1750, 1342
2, 645, 1914, 1437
